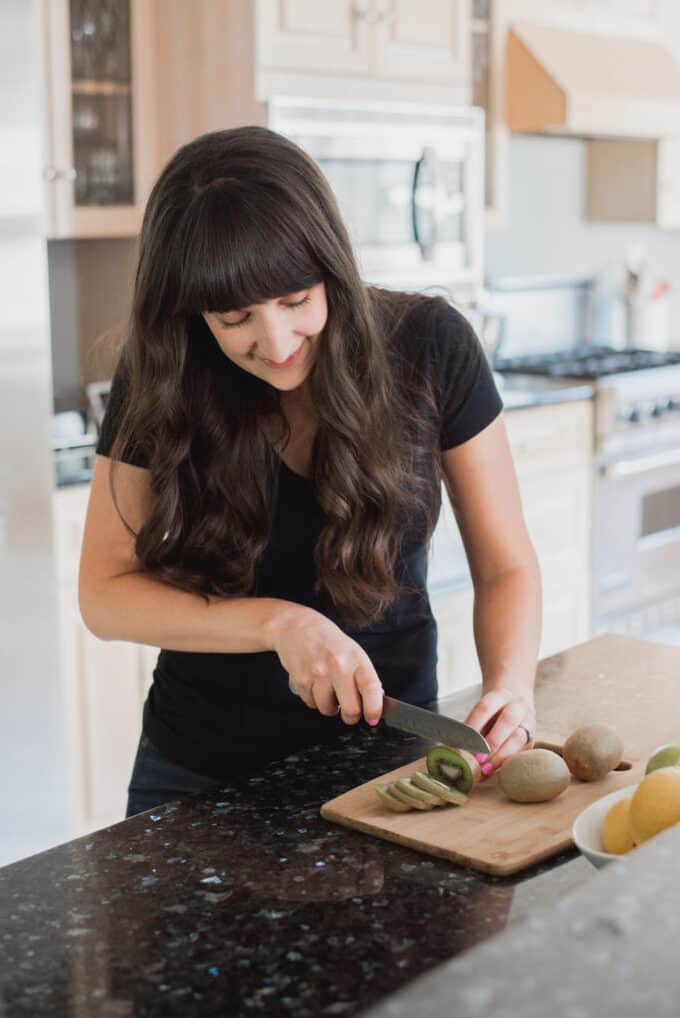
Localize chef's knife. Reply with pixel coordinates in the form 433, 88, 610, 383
381, 695, 490, 755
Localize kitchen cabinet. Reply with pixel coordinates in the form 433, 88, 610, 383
586, 139, 680, 229
256, 0, 472, 102
476, 0, 670, 229
40, 0, 157, 238
432, 399, 593, 697
52, 484, 155, 834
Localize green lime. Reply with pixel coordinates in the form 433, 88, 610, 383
645, 743, 680, 775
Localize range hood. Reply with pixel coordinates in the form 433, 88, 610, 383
506, 21, 680, 139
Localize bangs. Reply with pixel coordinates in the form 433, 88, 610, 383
172, 182, 325, 316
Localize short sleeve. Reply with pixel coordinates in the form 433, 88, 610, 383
434, 305, 503, 451
95, 353, 150, 468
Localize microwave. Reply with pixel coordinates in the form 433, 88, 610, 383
267, 96, 485, 297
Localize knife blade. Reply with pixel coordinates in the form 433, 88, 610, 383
381, 695, 490, 755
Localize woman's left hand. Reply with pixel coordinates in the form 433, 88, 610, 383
463, 685, 536, 779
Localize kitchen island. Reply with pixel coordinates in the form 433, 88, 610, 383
5, 631, 677, 1018
0, 709, 590, 1017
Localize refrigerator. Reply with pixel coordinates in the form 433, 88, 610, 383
0, 0, 72, 865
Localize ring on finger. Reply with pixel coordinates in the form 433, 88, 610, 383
519, 724, 535, 745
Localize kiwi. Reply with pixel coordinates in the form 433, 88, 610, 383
411, 770, 468, 805
562, 723, 623, 781
393, 778, 445, 807
375, 783, 413, 813
499, 748, 570, 803
388, 782, 434, 810
427, 746, 481, 794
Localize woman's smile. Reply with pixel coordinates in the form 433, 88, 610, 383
259, 340, 306, 370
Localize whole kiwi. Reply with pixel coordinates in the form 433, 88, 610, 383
562, 723, 623, 781
499, 748, 570, 803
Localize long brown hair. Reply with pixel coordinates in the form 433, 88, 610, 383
111, 126, 447, 627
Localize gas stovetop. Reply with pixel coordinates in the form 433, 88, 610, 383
495, 345, 680, 380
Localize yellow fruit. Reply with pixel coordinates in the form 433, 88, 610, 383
629, 767, 680, 845
601, 796, 635, 855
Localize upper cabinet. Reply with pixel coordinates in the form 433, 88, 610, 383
256, 0, 471, 101
40, 0, 157, 238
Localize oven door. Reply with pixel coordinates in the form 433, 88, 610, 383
267, 98, 484, 287
592, 446, 680, 629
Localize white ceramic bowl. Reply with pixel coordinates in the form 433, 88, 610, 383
572, 784, 640, 868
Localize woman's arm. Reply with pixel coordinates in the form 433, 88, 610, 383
78, 456, 383, 723
441, 413, 542, 773
79, 457, 293, 652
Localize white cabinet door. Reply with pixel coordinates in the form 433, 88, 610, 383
76, 621, 143, 823
657, 140, 680, 229
40, 0, 157, 239
373, 0, 470, 84
256, 0, 373, 75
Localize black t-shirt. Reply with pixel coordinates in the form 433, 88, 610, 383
96, 299, 503, 778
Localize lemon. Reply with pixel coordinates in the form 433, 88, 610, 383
629, 767, 680, 845
601, 795, 635, 855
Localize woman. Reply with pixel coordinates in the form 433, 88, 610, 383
79, 126, 541, 818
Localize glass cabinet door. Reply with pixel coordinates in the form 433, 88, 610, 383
69, 0, 134, 207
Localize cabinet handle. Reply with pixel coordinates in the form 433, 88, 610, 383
43, 166, 77, 182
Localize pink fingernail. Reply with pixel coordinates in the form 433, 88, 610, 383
481, 763, 493, 775
475, 753, 489, 762
368, 719, 380, 727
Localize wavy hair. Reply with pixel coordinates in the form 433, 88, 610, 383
110, 126, 447, 627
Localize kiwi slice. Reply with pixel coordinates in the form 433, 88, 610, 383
388, 782, 434, 810
427, 746, 481, 795
393, 778, 444, 807
375, 783, 413, 813
411, 770, 468, 805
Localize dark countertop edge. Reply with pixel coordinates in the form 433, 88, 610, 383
362, 819, 680, 1018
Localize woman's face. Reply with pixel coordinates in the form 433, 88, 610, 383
202, 281, 328, 392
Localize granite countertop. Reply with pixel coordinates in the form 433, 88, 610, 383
0, 702, 593, 1018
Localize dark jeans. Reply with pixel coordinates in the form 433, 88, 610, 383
126, 734, 222, 818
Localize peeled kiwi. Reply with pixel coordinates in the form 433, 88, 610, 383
499, 748, 570, 803
388, 782, 434, 810
393, 778, 444, 807
411, 770, 468, 805
375, 783, 413, 813
427, 746, 481, 794
562, 723, 623, 781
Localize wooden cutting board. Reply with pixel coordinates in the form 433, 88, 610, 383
321, 635, 680, 876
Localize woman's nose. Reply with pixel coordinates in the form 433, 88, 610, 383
257, 311, 298, 363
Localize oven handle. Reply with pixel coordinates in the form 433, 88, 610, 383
600, 447, 680, 479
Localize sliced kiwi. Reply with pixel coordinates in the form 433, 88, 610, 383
393, 778, 444, 807
388, 782, 434, 810
375, 783, 413, 813
427, 745, 481, 795
411, 770, 468, 805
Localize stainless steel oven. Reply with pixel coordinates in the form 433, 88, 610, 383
592, 369, 680, 637
267, 96, 484, 296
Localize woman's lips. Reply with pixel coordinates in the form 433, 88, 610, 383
260, 342, 305, 370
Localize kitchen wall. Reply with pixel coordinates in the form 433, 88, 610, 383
49, 237, 137, 412
48, 130, 680, 412
485, 133, 680, 343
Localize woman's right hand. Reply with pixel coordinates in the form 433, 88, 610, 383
266, 604, 383, 726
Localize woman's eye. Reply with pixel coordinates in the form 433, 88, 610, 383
219, 314, 250, 329
218, 294, 310, 329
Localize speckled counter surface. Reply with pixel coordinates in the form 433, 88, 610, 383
0, 722, 594, 1018
363, 819, 680, 1018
